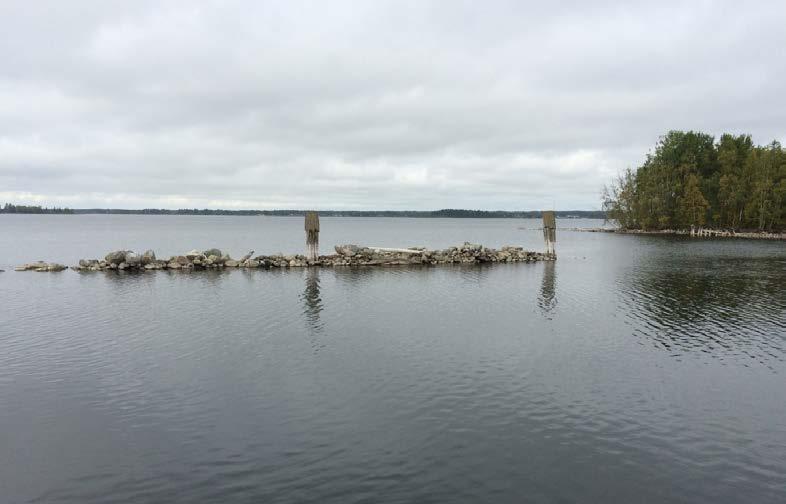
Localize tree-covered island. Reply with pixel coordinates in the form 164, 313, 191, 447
603, 131, 786, 232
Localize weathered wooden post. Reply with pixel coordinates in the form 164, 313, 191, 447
542, 210, 556, 256
305, 211, 319, 261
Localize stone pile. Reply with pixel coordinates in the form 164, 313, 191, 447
72, 248, 242, 271
8, 243, 551, 273
65, 243, 552, 272
325, 243, 551, 266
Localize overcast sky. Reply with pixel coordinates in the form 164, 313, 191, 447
1, 1, 784, 210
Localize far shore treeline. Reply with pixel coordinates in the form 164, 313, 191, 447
604, 131, 786, 232
0, 205, 604, 219
1, 203, 74, 214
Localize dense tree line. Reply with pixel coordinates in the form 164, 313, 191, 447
603, 131, 786, 231
1, 204, 73, 214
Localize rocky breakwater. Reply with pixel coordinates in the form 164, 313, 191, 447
72, 248, 246, 271
63, 242, 551, 273
325, 243, 551, 266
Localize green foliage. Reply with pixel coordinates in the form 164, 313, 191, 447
604, 131, 786, 231
677, 174, 709, 227
603, 168, 638, 229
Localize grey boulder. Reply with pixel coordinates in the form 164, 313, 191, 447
124, 252, 141, 266
105, 250, 128, 264
335, 244, 361, 257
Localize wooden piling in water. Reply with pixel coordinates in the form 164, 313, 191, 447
542, 211, 556, 256
305, 211, 319, 261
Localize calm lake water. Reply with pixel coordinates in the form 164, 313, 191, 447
1, 215, 785, 503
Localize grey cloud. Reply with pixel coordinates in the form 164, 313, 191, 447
1, 0, 785, 210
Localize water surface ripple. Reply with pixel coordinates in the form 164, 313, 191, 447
1, 216, 785, 503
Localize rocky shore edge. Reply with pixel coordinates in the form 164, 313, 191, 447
14, 243, 553, 273
569, 227, 786, 240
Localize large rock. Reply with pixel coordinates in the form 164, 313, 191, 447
105, 250, 127, 264
175, 256, 189, 265
225, 260, 239, 267
203, 248, 222, 258
124, 252, 141, 266
141, 250, 156, 265
335, 244, 361, 257
185, 249, 204, 260
206, 254, 224, 265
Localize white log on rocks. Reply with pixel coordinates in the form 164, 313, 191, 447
366, 247, 425, 254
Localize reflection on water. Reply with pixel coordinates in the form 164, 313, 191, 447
301, 268, 324, 337
332, 264, 377, 288
621, 256, 786, 364
538, 261, 557, 318
1, 221, 786, 504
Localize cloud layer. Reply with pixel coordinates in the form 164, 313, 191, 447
1, 0, 784, 210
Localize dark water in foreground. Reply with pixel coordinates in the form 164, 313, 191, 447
1, 216, 785, 503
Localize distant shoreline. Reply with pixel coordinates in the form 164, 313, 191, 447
0, 207, 605, 219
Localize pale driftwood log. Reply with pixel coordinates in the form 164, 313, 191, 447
366, 247, 425, 254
